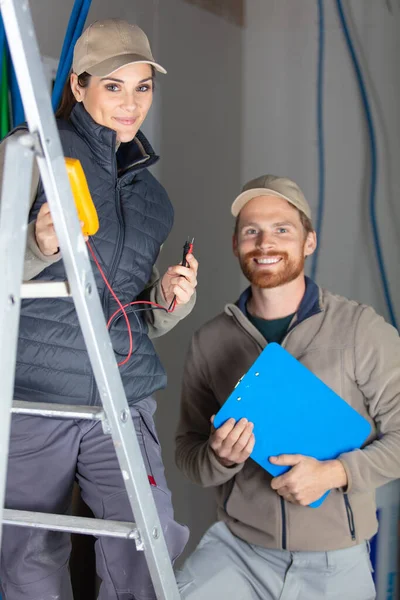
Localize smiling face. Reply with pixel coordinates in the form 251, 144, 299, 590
233, 195, 316, 289
70, 62, 154, 143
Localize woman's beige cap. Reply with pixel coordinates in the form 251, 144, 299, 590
73, 18, 167, 76
231, 174, 312, 220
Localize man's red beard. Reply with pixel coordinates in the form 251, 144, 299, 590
239, 249, 305, 289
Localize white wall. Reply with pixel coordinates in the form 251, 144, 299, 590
242, 0, 400, 320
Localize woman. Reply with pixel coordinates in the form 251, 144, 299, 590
0, 18, 197, 600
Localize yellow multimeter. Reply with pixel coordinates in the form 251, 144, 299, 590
65, 158, 99, 236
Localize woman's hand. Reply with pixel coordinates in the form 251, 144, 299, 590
35, 203, 60, 256
35, 202, 88, 256
160, 253, 198, 307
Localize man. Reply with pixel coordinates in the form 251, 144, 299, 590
175, 175, 400, 600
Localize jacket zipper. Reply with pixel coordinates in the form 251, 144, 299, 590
229, 307, 324, 551
280, 497, 287, 549
344, 494, 356, 540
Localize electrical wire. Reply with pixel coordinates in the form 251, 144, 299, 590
86, 240, 178, 367
52, 0, 92, 111
88, 236, 177, 318
0, 47, 10, 139
56, 0, 85, 79
9, 49, 24, 128
335, 0, 398, 329
86, 239, 133, 367
311, 0, 326, 280
0, 16, 5, 90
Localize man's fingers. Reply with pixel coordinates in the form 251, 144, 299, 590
241, 432, 255, 457
211, 418, 255, 466
211, 418, 248, 450
212, 419, 253, 458
271, 473, 290, 491
211, 418, 236, 446
275, 485, 290, 497
269, 454, 303, 467
231, 422, 254, 452
221, 419, 251, 449
282, 491, 297, 504
227, 429, 255, 463
276, 486, 299, 503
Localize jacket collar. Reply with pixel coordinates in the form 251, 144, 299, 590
68, 103, 159, 175
235, 276, 322, 328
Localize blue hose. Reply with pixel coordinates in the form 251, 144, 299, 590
8, 44, 25, 127
0, 18, 25, 128
0, 16, 5, 88
1, 0, 91, 123
311, 0, 325, 281
51, 0, 84, 109
335, 0, 398, 329
57, 0, 85, 77
52, 0, 92, 111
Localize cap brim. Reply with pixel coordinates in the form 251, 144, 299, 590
86, 54, 167, 76
231, 188, 311, 219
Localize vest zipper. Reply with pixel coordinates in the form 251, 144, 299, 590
280, 497, 287, 549
344, 494, 356, 540
103, 182, 125, 315
91, 182, 125, 406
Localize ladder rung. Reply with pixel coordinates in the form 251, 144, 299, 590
21, 281, 71, 298
12, 400, 105, 421
3, 509, 139, 540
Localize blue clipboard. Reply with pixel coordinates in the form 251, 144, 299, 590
214, 343, 371, 508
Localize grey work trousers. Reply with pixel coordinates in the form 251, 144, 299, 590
0, 398, 189, 600
176, 521, 376, 600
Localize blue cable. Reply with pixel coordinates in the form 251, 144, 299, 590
52, 0, 92, 111
57, 0, 84, 76
335, 0, 398, 329
0, 16, 5, 88
311, 0, 325, 280
51, 0, 84, 109
8, 43, 25, 127
0, 16, 24, 128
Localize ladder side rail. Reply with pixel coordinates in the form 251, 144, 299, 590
0, 137, 35, 549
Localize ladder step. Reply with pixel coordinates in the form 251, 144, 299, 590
12, 400, 105, 421
3, 509, 139, 540
21, 281, 71, 298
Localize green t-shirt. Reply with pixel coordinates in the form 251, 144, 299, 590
246, 305, 295, 344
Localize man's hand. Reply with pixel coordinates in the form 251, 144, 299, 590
270, 455, 348, 506
35, 202, 88, 256
160, 253, 198, 306
209, 416, 255, 467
